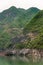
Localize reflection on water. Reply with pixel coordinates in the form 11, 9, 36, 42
0, 56, 43, 65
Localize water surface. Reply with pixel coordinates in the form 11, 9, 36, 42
0, 56, 43, 65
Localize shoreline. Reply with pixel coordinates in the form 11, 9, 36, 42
0, 49, 43, 57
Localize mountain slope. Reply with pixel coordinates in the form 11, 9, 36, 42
0, 6, 39, 49
0, 7, 39, 28
24, 10, 43, 49
15, 7, 39, 28
0, 6, 25, 21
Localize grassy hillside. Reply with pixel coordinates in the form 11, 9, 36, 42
0, 6, 39, 49
24, 10, 43, 49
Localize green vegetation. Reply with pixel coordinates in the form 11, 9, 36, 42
0, 6, 40, 49
24, 10, 43, 49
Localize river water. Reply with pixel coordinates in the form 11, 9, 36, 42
0, 56, 43, 65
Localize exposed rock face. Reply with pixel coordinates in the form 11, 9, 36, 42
4, 49, 43, 57
11, 35, 28, 43
39, 50, 43, 57
19, 49, 31, 55
26, 32, 38, 41
32, 49, 41, 59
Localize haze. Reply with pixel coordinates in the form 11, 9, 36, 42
0, 0, 43, 12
